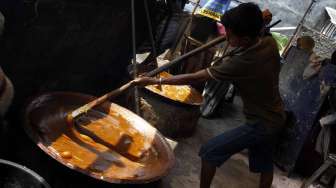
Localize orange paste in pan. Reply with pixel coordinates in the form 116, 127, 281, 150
26, 93, 173, 183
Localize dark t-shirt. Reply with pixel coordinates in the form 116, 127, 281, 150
207, 36, 286, 132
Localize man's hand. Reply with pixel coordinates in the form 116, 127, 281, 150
131, 77, 158, 87
131, 69, 212, 87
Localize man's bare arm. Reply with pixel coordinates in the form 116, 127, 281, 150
132, 69, 212, 87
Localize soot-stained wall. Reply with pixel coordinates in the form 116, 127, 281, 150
1, 0, 160, 113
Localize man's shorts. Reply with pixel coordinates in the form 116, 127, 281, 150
199, 123, 278, 173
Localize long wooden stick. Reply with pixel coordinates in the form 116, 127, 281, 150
282, 0, 316, 57
131, 0, 141, 115
66, 35, 226, 124
167, 0, 201, 59
146, 35, 225, 76
144, 0, 159, 68
66, 82, 134, 120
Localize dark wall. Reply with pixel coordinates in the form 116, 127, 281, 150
1, 0, 163, 114
0, 1, 170, 186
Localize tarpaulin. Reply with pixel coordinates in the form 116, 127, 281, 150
198, 0, 231, 21
275, 47, 336, 172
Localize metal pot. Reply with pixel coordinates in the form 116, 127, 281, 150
131, 72, 203, 138
0, 159, 51, 188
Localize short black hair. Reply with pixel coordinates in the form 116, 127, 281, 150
221, 3, 263, 38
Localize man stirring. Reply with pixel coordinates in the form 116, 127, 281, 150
133, 3, 285, 188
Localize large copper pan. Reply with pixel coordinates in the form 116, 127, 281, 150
23, 92, 175, 184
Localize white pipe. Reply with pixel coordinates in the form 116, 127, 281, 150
270, 27, 297, 32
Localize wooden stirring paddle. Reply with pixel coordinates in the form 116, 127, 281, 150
66, 35, 226, 126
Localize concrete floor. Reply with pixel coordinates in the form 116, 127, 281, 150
159, 97, 307, 188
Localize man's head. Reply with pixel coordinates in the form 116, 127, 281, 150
297, 36, 315, 53
221, 3, 263, 47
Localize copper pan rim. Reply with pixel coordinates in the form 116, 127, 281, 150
23, 91, 175, 184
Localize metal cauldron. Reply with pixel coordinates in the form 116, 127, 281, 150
133, 72, 203, 138
0, 159, 51, 188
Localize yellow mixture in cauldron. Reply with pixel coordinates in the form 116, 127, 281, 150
146, 72, 203, 105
